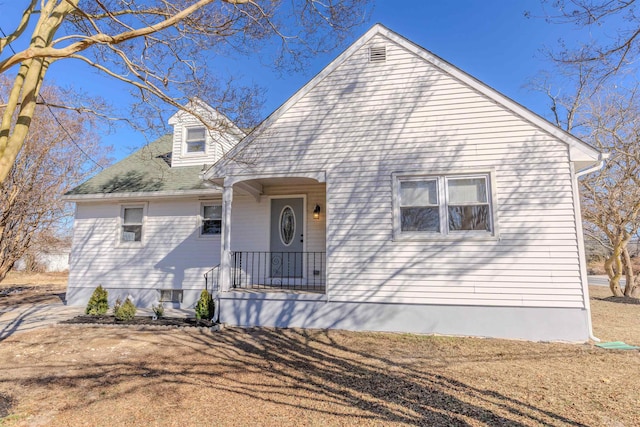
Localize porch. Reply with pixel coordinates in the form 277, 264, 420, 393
209, 173, 328, 296
231, 251, 326, 293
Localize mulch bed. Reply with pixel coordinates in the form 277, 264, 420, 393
61, 315, 215, 328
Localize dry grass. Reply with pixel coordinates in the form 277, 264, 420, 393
0, 273, 639, 426
0, 272, 67, 307
1, 271, 68, 287
589, 285, 640, 344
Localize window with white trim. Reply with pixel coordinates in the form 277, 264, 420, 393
185, 127, 206, 154
201, 203, 222, 236
395, 173, 494, 238
121, 206, 144, 243
446, 176, 491, 232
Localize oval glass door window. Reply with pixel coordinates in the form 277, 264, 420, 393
280, 206, 296, 246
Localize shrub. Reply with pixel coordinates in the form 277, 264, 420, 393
113, 297, 137, 321
152, 302, 164, 319
195, 290, 214, 321
85, 285, 109, 315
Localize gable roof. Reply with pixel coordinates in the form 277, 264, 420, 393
206, 24, 602, 180
64, 134, 219, 201
168, 98, 246, 140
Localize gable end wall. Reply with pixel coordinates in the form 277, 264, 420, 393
222, 34, 584, 309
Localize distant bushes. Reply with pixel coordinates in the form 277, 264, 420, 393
85, 285, 109, 315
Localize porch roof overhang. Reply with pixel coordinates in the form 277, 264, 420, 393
203, 171, 326, 201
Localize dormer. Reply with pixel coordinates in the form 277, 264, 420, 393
168, 99, 245, 168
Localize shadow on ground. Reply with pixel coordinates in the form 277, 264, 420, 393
0, 326, 600, 425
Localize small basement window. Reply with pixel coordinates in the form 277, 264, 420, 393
185, 127, 206, 154
159, 289, 183, 303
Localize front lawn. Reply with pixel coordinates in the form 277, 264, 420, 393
0, 274, 638, 426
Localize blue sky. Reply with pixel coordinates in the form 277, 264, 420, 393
0, 1, 603, 161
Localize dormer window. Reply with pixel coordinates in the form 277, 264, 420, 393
185, 127, 206, 154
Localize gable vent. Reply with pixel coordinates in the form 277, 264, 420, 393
369, 45, 387, 63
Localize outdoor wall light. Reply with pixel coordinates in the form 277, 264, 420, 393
313, 204, 321, 220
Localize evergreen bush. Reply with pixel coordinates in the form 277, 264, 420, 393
85, 285, 109, 315
113, 297, 137, 321
152, 302, 164, 319
195, 290, 214, 321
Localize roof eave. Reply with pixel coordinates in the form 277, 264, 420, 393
62, 188, 222, 202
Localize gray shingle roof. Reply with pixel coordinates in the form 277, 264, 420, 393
67, 134, 210, 196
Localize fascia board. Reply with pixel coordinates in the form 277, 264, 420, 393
62, 188, 222, 202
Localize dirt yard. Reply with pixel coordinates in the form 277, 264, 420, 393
0, 272, 639, 426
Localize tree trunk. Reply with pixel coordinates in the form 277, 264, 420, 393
622, 246, 634, 296
0, 260, 13, 282
626, 272, 640, 298
605, 244, 625, 296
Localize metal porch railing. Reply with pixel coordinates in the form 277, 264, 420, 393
204, 264, 220, 293
231, 251, 326, 292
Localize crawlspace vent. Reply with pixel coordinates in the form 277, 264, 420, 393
369, 45, 387, 63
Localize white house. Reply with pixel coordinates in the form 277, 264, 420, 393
64, 24, 603, 341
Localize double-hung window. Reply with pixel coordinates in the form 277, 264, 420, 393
185, 127, 206, 154
395, 172, 495, 239
399, 179, 440, 232
446, 177, 491, 232
201, 203, 222, 236
121, 206, 144, 244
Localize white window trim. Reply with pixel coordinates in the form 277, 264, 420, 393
198, 201, 222, 239
392, 169, 500, 242
182, 125, 208, 157
116, 203, 148, 248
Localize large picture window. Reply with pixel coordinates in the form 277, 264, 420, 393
395, 173, 495, 239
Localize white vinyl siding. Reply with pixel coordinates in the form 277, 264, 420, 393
67, 198, 222, 306
217, 34, 584, 309
169, 103, 244, 168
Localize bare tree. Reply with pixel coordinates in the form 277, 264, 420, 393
541, 66, 640, 298
533, 1, 640, 297
579, 89, 640, 298
0, 0, 371, 183
536, 0, 640, 82
0, 78, 108, 282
